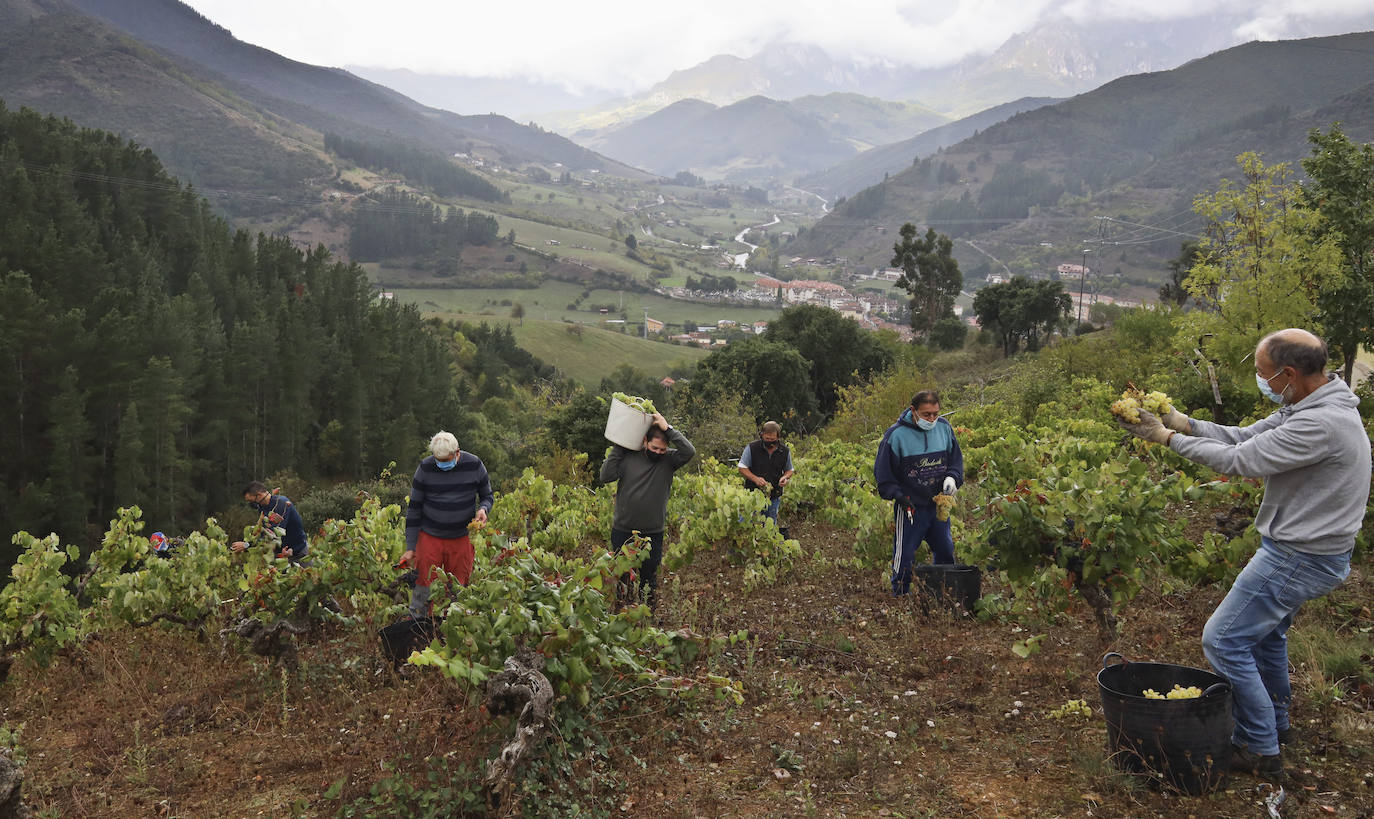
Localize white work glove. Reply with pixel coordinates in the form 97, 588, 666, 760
1161, 408, 1193, 435
942, 477, 957, 495
1118, 409, 1173, 445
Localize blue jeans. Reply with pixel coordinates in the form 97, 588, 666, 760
762, 496, 781, 523
1202, 538, 1351, 756
891, 502, 955, 595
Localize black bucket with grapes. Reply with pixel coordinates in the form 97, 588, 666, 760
1097, 652, 1233, 794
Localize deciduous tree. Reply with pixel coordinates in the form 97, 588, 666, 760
890, 224, 962, 338
1302, 124, 1374, 383
762, 305, 892, 419
1180, 152, 1341, 369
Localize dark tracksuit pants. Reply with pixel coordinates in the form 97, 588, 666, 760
891, 502, 954, 595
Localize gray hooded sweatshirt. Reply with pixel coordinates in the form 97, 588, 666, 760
1171, 375, 1371, 555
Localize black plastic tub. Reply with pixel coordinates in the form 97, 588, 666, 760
913, 564, 981, 613
1097, 652, 1233, 794
379, 616, 434, 668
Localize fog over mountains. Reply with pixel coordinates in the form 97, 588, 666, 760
350, 11, 1374, 129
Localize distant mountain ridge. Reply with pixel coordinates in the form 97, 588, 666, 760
785, 31, 1374, 286
526, 12, 1374, 138
583, 96, 854, 182
0, 8, 333, 215
581, 93, 949, 182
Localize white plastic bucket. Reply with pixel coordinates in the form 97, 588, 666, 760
605, 397, 653, 449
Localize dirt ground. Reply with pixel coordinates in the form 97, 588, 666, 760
5, 522, 1372, 818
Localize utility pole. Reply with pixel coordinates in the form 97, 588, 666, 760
1076, 248, 1092, 327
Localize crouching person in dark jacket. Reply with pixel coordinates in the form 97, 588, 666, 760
232, 482, 309, 563
873, 390, 963, 595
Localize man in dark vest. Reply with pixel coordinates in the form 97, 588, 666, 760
738, 421, 794, 527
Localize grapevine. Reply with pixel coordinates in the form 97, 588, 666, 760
785, 439, 892, 566
667, 458, 800, 590
411, 533, 745, 711
1, 533, 82, 675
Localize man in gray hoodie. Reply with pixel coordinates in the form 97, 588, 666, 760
600, 412, 696, 610
1122, 328, 1370, 780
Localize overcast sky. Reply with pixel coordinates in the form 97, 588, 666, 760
180, 0, 1374, 93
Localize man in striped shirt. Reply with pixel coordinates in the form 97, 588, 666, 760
400, 431, 494, 619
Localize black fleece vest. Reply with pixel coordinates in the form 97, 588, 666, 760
743, 439, 789, 499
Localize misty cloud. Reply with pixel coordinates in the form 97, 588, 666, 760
183, 0, 1374, 93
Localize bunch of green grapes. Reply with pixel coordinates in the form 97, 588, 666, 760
613, 392, 657, 414
1141, 684, 1202, 700
1141, 391, 1174, 416
933, 493, 956, 522
1048, 699, 1093, 719
1110, 387, 1174, 424
1110, 396, 1143, 423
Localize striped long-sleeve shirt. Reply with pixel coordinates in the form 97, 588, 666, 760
405, 453, 494, 548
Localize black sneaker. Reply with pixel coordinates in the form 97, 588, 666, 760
1231, 744, 1284, 781
1277, 726, 1293, 746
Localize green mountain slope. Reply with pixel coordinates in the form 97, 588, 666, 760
0, 12, 331, 215
64, 0, 650, 177
787, 32, 1374, 284
588, 95, 858, 181
799, 97, 1061, 199
783, 93, 947, 150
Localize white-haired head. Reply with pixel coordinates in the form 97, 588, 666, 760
430, 431, 459, 460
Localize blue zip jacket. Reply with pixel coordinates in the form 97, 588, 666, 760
874, 409, 964, 507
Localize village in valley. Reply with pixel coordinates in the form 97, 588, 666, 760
648, 260, 1143, 348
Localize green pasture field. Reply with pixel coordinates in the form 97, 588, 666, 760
399, 284, 781, 329
421, 313, 710, 386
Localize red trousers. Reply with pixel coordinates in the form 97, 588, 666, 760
415, 530, 474, 587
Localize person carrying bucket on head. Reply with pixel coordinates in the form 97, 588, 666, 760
600, 412, 695, 611
873, 390, 963, 596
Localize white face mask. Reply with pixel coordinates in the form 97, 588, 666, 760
1256, 370, 1288, 405
915, 417, 936, 431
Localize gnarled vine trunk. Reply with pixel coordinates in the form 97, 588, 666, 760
483, 648, 553, 817
0, 752, 35, 819
220, 617, 309, 669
